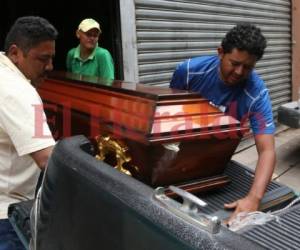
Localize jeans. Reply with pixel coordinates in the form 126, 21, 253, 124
0, 219, 25, 250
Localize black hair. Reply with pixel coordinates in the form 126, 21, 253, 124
4, 16, 58, 54
221, 23, 267, 60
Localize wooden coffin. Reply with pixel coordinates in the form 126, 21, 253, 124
37, 71, 248, 187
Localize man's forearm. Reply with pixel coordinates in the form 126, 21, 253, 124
248, 149, 276, 200
224, 134, 275, 222
31, 145, 54, 170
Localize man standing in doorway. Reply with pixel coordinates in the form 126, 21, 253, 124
66, 18, 115, 80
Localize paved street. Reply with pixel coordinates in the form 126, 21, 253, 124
232, 126, 300, 193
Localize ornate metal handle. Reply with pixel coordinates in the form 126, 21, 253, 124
95, 135, 136, 176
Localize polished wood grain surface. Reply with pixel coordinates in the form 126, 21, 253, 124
38, 71, 248, 186
45, 71, 201, 99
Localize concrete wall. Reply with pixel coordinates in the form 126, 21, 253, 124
292, 0, 300, 100
120, 0, 139, 82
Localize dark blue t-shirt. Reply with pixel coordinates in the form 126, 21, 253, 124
170, 55, 275, 135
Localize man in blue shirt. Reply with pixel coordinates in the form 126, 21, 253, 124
170, 23, 276, 224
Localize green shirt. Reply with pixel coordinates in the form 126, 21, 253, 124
66, 45, 115, 80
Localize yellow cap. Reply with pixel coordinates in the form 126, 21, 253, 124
78, 18, 101, 33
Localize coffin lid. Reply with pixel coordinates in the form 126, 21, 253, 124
38, 71, 247, 144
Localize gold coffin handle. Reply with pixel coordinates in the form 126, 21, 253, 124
95, 135, 133, 176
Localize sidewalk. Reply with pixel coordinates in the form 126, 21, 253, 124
232, 127, 300, 193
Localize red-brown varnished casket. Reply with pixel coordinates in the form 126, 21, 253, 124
37, 71, 248, 188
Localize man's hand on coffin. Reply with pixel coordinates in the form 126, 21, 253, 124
224, 195, 260, 225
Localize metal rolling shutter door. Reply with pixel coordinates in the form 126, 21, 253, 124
135, 0, 291, 120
